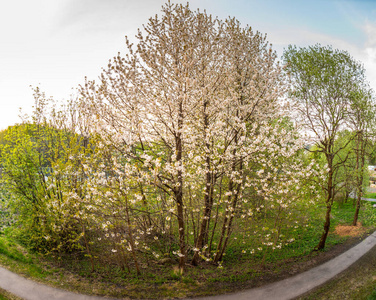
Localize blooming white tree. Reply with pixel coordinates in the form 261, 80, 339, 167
80, 2, 319, 271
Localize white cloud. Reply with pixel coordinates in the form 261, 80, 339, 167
363, 21, 376, 48
353, 21, 376, 91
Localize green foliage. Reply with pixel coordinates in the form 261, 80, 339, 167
361, 202, 376, 226
0, 92, 96, 256
283, 43, 375, 249
0, 186, 15, 232
368, 288, 376, 300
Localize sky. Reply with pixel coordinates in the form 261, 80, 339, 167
1, 0, 376, 130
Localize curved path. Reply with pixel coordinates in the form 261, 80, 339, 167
198, 231, 376, 300
1, 231, 376, 300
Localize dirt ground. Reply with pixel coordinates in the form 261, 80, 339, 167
334, 223, 367, 237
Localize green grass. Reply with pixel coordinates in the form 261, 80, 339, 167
0, 230, 50, 282
368, 288, 376, 300
0, 294, 8, 300
364, 192, 376, 199
295, 200, 376, 300
0, 200, 375, 299
222, 200, 358, 267
297, 236, 376, 300
0, 288, 21, 300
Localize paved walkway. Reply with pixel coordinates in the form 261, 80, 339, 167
362, 197, 376, 202
0, 266, 110, 300
197, 231, 376, 300
1, 231, 376, 300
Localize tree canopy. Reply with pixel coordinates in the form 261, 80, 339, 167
283, 44, 375, 249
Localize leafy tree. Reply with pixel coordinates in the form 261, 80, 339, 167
347, 86, 376, 225
335, 130, 358, 203
0, 89, 94, 258
283, 44, 368, 250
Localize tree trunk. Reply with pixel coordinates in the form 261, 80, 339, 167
192, 100, 213, 266
214, 180, 233, 262
191, 95, 221, 265
176, 185, 185, 270
191, 177, 214, 265
316, 153, 334, 250
176, 101, 186, 271
316, 203, 332, 250
214, 185, 240, 263
214, 150, 242, 263
125, 198, 141, 275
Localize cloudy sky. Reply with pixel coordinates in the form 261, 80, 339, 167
1, 0, 376, 130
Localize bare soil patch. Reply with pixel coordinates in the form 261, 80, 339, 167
334, 223, 367, 237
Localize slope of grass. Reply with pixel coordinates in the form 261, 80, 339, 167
0, 200, 375, 299
298, 241, 376, 300
0, 288, 22, 300
0, 230, 52, 282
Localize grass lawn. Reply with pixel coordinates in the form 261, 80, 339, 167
365, 192, 376, 199
0, 288, 21, 300
0, 292, 9, 300
0, 200, 376, 299
297, 240, 376, 300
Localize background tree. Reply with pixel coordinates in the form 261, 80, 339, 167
283, 44, 366, 250
0, 89, 95, 258
347, 86, 376, 225
335, 130, 358, 204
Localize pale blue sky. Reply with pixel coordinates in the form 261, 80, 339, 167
1, 0, 376, 129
